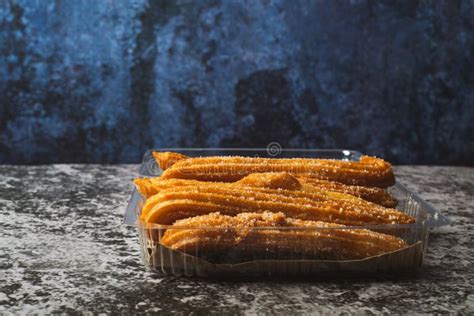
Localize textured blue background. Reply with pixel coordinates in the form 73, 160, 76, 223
0, 0, 473, 165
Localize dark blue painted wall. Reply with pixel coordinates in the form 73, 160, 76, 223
0, 0, 473, 165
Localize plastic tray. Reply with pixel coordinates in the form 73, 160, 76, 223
124, 149, 450, 277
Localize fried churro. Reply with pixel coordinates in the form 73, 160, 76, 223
161, 212, 407, 261
298, 177, 397, 208
139, 173, 414, 225
153, 151, 188, 170
235, 172, 397, 207
152, 151, 395, 188
134, 172, 397, 207
134, 172, 303, 198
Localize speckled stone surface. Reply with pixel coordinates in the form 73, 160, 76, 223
0, 165, 472, 314
1, 1, 474, 165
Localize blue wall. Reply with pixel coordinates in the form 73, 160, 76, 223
0, 0, 473, 165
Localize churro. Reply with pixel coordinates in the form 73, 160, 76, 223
134, 172, 397, 207
160, 212, 407, 261
235, 172, 397, 207
139, 174, 414, 225
298, 177, 397, 208
153, 151, 395, 188
133, 173, 303, 198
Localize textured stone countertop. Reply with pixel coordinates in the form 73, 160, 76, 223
1, 165, 472, 314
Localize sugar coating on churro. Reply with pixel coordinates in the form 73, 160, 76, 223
161, 212, 407, 261
135, 172, 397, 207
153, 151, 395, 188
235, 172, 302, 190
139, 174, 413, 226
298, 177, 398, 208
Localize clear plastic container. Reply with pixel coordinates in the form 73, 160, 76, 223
124, 149, 450, 277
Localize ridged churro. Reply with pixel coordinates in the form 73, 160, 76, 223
235, 172, 397, 207
153, 151, 188, 170
134, 172, 397, 208
161, 212, 407, 261
134, 172, 304, 198
153, 151, 395, 188
139, 174, 414, 225
134, 178, 204, 198
298, 177, 397, 208
134, 173, 303, 199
